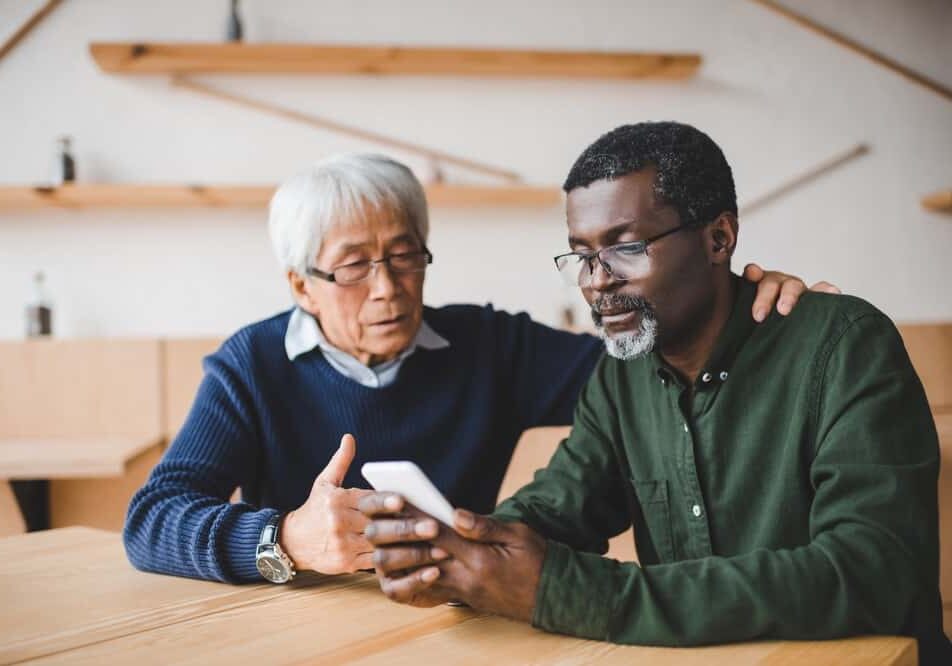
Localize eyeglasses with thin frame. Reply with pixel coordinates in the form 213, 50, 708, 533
553, 225, 696, 287
306, 247, 433, 286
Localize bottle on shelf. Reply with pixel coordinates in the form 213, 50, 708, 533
51, 136, 75, 185
226, 0, 243, 42
25, 272, 53, 338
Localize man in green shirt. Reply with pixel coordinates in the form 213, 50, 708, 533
359, 122, 951, 663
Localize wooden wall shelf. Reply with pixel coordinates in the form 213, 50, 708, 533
922, 190, 952, 213
0, 183, 562, 209
89, 42, 701, 79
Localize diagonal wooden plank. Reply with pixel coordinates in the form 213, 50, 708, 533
0, 0, 62, 63
171, 76, 521, 182
750, 0, 952, 102
740, 144, 869, 217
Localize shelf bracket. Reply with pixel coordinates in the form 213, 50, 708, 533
740, 143, 869, 217
0, 0, 62, 63
750, 0, 952, 103
171, 75, 522, 183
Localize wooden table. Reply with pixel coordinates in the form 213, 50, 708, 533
0, 528, 916, 665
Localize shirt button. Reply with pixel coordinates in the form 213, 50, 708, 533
692, 504, 702, 518
719, 371, 729, 381
701, 372, 712, 383
683, 423, 689, 433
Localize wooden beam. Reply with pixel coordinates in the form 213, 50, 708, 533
89, 42, 702, 79
425, 183, 560, 207
741, 143, 869, 217
0, 0, 61, 63
750, 0, 952, 103
0, 183, 562, 209
922, 190, 952, 213
172, 76, 521, 183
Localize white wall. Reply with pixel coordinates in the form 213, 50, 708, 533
1, 0, 950, 339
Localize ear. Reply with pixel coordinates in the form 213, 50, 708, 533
704, 213, 738, 266
287, 270, 319, 315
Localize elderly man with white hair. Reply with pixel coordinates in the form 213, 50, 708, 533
123, 153, 832, 584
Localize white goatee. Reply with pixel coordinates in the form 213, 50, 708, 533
597, 312, 658, 360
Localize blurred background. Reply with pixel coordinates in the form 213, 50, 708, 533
0, 0, 949, 338
0, 0, 950, 634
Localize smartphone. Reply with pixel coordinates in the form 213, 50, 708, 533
361, 461, 456, 526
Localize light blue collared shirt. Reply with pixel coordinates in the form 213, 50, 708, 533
284, 307, 450, 388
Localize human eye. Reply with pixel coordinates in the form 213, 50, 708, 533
390, 250, 428, 271
336, 256, 370, 269
615, 241, 646, 256
334, 260, 372, 283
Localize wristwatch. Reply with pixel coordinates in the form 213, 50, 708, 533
255, 514, 296, 584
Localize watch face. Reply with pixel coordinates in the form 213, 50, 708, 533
256, 553, 291, 583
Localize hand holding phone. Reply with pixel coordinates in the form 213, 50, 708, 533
361, 461, 455, 526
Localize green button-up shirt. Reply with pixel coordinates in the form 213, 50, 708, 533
494, 277, 951, 664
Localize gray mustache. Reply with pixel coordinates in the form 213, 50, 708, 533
591, 295, 654, 327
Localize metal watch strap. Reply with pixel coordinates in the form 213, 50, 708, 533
256, 513, 295, 583
259, 513, 281, 548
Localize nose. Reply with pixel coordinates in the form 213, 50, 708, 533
588, 255, 617, 291
368, 261, 399, 299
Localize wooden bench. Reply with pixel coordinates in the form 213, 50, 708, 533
0, 339, 165, 533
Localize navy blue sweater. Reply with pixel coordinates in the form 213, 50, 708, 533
124, 304, 602, 582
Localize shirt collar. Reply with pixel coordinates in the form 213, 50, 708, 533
651, 274, 757, 390
284, 307, 450, 363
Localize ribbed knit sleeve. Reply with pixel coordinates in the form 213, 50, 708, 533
123, 346, 275, 583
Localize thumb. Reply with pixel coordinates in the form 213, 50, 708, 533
452, 509, 502, 543
316, 433, 357, 487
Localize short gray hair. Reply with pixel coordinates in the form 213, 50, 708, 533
268, 153, 429, 275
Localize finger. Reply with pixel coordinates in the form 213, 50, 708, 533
750, 273, 782, 323
776, 277, 807, 316
379, 567, 442, 605
347, 487, 375, 502
339, 488, 375, 518
357, 492, 404, 517
331, 502, 371, 534
810, 280, 841, 295
373, 545, 450, 575
452, 509, 504, 544
316, 434, 357, 487
352, 550, 375, 572
743, 262, 765, 283
364, 517, 439, 545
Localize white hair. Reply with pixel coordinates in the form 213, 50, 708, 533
268, 153, 429, 275
597, 313, 658, 360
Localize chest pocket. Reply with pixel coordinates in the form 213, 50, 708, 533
631, 478, 676, 563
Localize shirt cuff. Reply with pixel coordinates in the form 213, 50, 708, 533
532, 539, 618, 640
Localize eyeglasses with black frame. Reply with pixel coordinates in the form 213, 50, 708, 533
306, 247, 434, 286
553, 224, 696, 287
